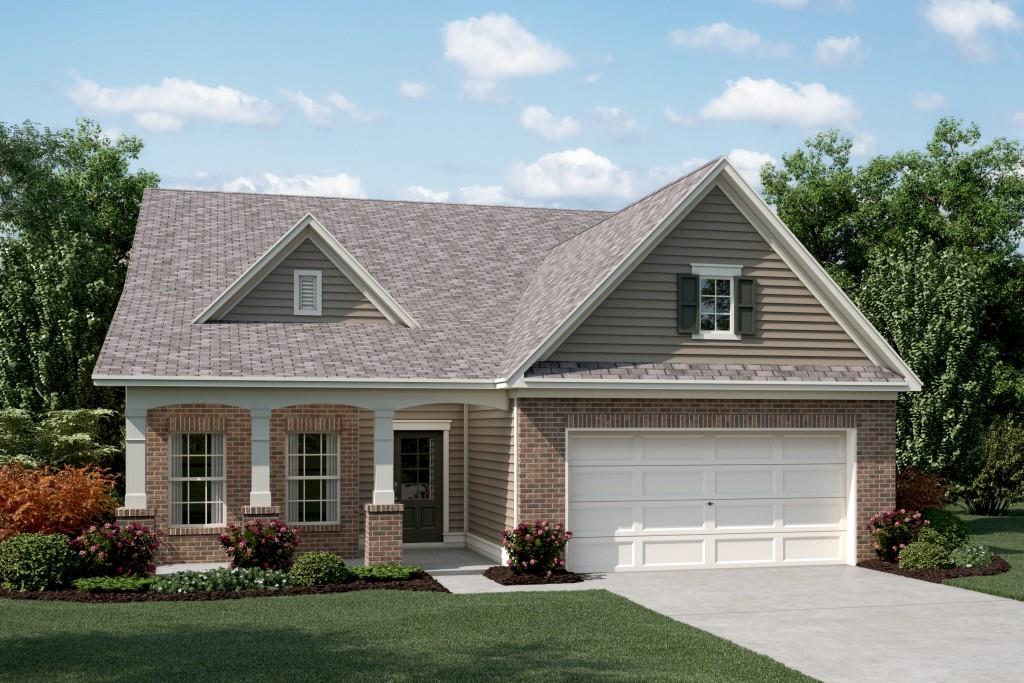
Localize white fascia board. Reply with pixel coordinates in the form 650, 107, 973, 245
92, 374, 494, 389
505, 378, 910, 392
713, 166, 922, 392
501, 157, 729, 385
193, 213, 418, 328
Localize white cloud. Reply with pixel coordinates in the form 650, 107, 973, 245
725, 149, 778, 190
815, 35, 863, 64
924, 0, 1021, 61
99, 126, 124, 143
1011, 110, 1024, 127
589, 106, 641, 140
326, 92, 381, 123
399, 81, 430, 98
508, 147, 634, 202
583, 72, 603, 83
222, 172, 365, 198
401, 185, 450, 202
280, 89, 333, 126
700, 77, 860, 127
520, 105, 581, 141
67, 73, 276, 132
443, 13, 572, 100
669, 22, 792, 57
456, 185, 516, 205
851, 132, 878, 157
664, 106, 696, 127
912, 91, 947, 111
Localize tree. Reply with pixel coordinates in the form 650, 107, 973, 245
0, 120, 158, 426
0, 407, 118, 467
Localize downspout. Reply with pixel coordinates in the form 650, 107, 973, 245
463, 403, 469, 537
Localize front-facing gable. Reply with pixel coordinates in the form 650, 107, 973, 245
546, 186, 871, 365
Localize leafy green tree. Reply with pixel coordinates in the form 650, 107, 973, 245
0, 407, 117, 467
958, 417, 1024, 515
0, 120, 157, 424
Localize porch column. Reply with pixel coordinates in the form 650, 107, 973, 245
122, 408, 147, 510
249, 408, 273, 508
372, 408, 395, 504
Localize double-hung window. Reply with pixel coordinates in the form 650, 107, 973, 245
681, 263, 751, 340
170, 433, 225, 526
286, 433, 339, 524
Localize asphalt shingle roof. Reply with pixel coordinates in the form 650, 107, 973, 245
525, 362, 903, 383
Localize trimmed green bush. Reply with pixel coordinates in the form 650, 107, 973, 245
150, 567, 293, 593
73, 576, 154, 593
0, 533, 77, 591
290, 552, 352, 586
949, 544, 993, 568
350, 565, 420, 581
921, 509, 969, 550
898, 540, 953, 570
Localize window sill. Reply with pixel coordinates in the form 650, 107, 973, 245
168, 525, 227, 536
691, 331, 742, 341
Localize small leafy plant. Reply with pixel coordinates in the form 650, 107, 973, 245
0, 464, 117, 541
502, 520, 572, 576
218, 519, 300, 571
918, 511, 969, 551
151, 567, 293, 593
0, 533, 77, 591
898, 539, 954, 570
867, 509, 927, 562
72, 522, 161, 577
290, 552, 352, 586
949, 544, 993, 568
73, 576, 154, 593
350, 564, 420, 581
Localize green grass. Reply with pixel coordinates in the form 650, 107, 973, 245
0, 589, 812, 682
945, 507, 1024, 601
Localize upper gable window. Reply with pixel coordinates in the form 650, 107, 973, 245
293, 269, 322, 316
679, 264, 755, 340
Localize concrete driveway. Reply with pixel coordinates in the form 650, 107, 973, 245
593, 565, 1024, 683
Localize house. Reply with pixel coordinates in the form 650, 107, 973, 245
94, 158, 920, 572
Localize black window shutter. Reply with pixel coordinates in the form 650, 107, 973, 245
677, 274, 699, 334
737, 278, 756, 336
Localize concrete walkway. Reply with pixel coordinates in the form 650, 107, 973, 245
404, 548, 600, 593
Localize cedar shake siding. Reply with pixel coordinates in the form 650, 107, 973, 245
548, 188, 872, 366
467, 406, 514, 543
220, 238, 388, 323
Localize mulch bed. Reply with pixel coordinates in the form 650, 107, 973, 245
483, 566, 583, 585
0, 571, 447, 603
858, 555, 1011, 584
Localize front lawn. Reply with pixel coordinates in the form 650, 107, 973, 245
945, 507, 1024, 601
0, 589, 811, 682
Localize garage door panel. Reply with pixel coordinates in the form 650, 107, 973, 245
641, 435, 705, 462
714, 501, 776, 529
782, 500, 845, 528
571, 538, 634, 572
715, 537, 775, 564
642, 503, 705, 532
570, 469, 634, 499
569, 502, 634, 537
571, 436, 636, 466
714, 435, 775, 462
782, 434, 844, 463
714, 468, 775, 497
642, 539, 705, 567
782, 535, 843, 562
641, 469, 705, 498
781, 466, 845, 497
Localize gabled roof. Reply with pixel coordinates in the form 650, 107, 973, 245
94, 160, 919, 391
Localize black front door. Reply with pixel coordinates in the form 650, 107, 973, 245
395, 431, 443, 543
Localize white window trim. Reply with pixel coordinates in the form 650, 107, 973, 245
690, 263, 742, 341
169, 432, 226, 528
285, 432, 340, 525
293, 269, 323, 316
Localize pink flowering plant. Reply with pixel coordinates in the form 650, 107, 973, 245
501, 520, 572, 576
867, 509, 929, 562
71, 522, 161, 577
218, 519, 299, 571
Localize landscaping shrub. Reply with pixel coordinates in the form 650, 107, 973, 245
218, 519, 299, 570
72, 522, 160, 577
290, 552, 352, 586
898, 539, 953, 570
920, 509, 969, 550
73, 576, 154, 593
502, 520, 572, 576
0, 533, 77, 591
949, 544, 993, 568
0, 464, 117, 540
896, 467, 947, 511
956, 417, 1024, 515
151, 567, 293, 593
867, 509, 927, 562
350, 564, 420, 581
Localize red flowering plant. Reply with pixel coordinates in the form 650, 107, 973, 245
72, 522, 161, 577
218, 519, 300, 571
501, 520, 572, 577
867, 509, 929, 562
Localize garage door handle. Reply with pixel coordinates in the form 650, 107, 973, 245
707, 501, 714, 506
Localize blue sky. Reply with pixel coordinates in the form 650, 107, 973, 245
2, 0, 1023, 209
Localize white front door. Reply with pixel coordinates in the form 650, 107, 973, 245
566, 430, 854, 572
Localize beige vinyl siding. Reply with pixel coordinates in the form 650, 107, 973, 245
467, 406, 514, 542
548, 186, 872, 365
221, 238, 389, 323
358, 404, 466, 533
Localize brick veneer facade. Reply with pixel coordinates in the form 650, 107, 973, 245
364, 504, 404, 565
514, 397, 897, 562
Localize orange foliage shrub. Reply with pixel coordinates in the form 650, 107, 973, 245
0, 464, 117, 540
895, 466, 947, 511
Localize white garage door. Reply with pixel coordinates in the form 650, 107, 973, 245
567, 431, 852, 572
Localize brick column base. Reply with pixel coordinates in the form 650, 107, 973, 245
115, 507, 156, 528
241, 505, 281, 521
364, 504, 403, 566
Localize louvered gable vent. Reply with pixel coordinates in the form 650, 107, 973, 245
293, 269, 322, 316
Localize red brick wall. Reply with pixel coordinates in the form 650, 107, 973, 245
146, 405, 251, 564
515, 398, 896, 562
269, 405, 361, 557
364, 504, 403, 565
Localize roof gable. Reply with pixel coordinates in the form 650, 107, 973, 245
194, 213, 417, 327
